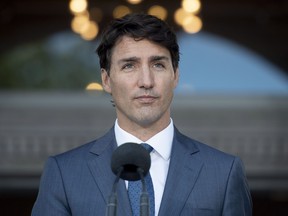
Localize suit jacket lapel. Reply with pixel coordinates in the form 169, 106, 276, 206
87, 128, 132, 216
158, 128, 204, 216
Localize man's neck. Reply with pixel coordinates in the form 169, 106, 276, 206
117, 118, 171, 142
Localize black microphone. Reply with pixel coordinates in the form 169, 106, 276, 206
111, 143, 151, 181
106, 143, 151, 216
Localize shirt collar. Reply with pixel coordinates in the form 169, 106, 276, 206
114, 119, 174, 161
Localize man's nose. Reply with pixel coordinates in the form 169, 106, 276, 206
138, 66, 155, 89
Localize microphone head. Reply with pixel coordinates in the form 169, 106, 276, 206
111, 143, 151, 181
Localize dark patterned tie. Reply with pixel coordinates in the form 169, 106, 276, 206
128, 143, 155, 216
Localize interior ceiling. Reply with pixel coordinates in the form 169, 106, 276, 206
1, 0, 288, 77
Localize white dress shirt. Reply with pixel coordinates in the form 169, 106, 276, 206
114, 119, 174, 216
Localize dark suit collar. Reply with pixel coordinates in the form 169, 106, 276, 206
87, 126, 203, 216
159, 127, 203, 216
87, 127, 132, 216
173, 126, 200, 154
89, 127, 116, 155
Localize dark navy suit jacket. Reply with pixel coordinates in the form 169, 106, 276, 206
32, 127, 252, 215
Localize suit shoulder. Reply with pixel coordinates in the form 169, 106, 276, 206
51, 127, 115, 164
177, 130, 237, 162
182, 135, 244, 176
51, 139, 96, 162
196, 139, 235, 159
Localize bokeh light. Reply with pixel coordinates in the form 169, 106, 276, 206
113, 5, 132, 18
86, 82, 103, 91
148, 5, 167, 20
182, 0, 201, 14
69, 0, 88, 14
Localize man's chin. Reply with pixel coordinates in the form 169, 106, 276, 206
135, 114, 162, 128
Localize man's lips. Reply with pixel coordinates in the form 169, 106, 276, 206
135, 95, 158, 103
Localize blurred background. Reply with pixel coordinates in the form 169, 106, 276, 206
0, 0, 288, 215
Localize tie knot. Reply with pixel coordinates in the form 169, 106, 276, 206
141, 143, 153, 153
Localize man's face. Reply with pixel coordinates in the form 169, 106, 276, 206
101, 36, 179, 130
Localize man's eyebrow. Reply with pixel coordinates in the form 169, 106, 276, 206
149, 55, 170, 61
117, 55, 169, 65
117, 57, 140, 64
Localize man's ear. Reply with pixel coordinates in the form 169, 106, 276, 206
101, 69, 112, 94
173, 68, 179, 89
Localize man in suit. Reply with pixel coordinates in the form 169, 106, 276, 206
32, 13, 252, 215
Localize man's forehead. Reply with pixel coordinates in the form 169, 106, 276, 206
115, 35, 167, 49
111, 36, 170, 60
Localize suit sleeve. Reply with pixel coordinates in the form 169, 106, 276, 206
222, 157, 253, 216
31, 157, 71, 216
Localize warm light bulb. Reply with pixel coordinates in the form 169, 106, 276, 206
174, 8, 190, 26
182, 15, 202, 34
182, 0, 201, 14
126, 0, 142, 5
113, 5, 131, 18
71, 13, 90, 34
86, 82, 103, 90
148, 5, 167, 20
80, 21, 99, 40
69, 0, 88, 14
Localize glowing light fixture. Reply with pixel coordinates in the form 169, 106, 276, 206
86, 82, 103, 91
182, 0, 201, 14
113, 5, 132, 18
69, 0, 203, 40
80, 21, 99, 40
182, 14, 202, 34
148, 5, 167, 20
126, 0, 142, 5
69, 0, 88, 14
71, 12, 90, 34
174, 8, 190, 26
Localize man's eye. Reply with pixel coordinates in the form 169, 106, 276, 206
122, 63, 134, 70
153, 63, 165, 69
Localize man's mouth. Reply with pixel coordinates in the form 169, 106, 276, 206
135, 95, 158, 103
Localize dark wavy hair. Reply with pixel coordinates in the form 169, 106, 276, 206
96, 13, 179, 74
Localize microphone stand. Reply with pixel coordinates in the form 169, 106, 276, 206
106, 167, 123, 216
108, 142, 152, 216
137, 168, 150, 216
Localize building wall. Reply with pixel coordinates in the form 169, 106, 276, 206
0, 92, 288, 192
